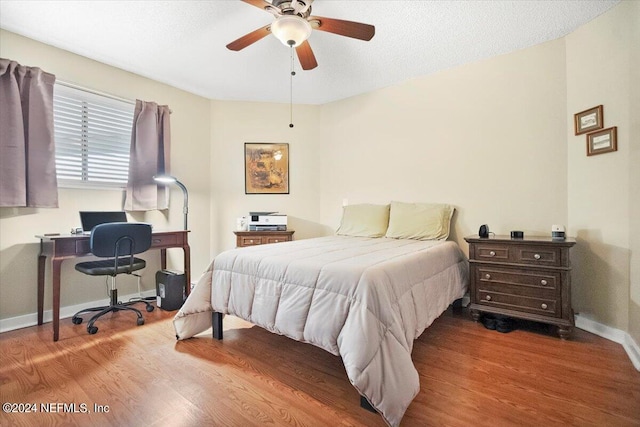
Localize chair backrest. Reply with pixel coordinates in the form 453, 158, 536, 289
90, 222, 152, 258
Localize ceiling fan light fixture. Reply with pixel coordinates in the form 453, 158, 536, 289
271, 15, 312, 47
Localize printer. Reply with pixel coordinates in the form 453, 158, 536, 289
248, 212, 287, 231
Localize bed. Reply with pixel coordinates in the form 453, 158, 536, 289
174, 227, 468, 426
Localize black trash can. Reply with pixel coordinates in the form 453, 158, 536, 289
155, 270, 186, 311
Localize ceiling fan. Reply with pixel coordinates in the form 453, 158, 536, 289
226, 0, 375, 70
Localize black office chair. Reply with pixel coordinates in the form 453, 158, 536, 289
71, 222, 154, 335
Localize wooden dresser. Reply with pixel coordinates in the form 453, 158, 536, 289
464, 235, 576, 339
234, 230, 295, 248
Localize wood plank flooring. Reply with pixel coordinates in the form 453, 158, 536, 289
1, 306, 639, 426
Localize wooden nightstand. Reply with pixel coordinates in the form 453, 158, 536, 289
234, 230, 295, 248
464, 235, 576, 339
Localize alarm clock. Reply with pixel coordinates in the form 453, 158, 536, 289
479, 224, 490, 238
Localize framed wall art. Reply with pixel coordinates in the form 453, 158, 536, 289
574, 105, 603, 135
244, 143, 289, 194
587, 126, 617, 156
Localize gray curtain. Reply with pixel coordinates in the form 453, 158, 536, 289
0, 58, 58, 208
124, 100, 171, 211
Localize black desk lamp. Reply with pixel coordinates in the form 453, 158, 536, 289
153, 175, 188, 230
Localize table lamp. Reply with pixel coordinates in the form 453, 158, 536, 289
153, 175, 188, 230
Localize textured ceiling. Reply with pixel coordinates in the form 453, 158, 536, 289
0, 0, 619, 105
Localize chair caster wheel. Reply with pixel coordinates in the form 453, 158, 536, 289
137, 318, 145, 326
87, 326, 98, 334
72, 316, 83, 325
146, 305, 154, 312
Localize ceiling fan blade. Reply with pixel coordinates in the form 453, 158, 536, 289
295, 40, 318, 70
310, 16, 375, 41
241, 0, 272, 12
226, 24, 271, 51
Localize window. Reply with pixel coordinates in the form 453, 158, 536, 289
53, 83, 134, 188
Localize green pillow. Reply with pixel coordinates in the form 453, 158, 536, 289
385, 201, 454, 240
336, 203, 390, 237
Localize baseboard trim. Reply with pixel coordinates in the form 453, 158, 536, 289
575, 314, 640, 371
0, 290, 156, 334
623, 334, 640, 371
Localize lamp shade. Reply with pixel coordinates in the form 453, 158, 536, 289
271, 15, 312, 47
153, 175, 177, 184
153, 175, 189, 231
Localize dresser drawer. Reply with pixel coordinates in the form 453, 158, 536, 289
240, 236, 263, 246
477, 290, 559, 317
472, 243, 562, 267
474, 243, 510, 262
475, 266, 560, 291
265, 236, 288, 244
235, 230, 295, 248
478, 280, 557, 300
511, 245, 561, 267
151, 233, 178, 248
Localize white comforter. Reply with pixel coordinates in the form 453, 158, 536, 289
173, 236, 468, 426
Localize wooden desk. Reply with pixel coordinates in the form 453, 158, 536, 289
36, 230, 190, 341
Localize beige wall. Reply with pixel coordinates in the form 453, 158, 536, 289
0, 30, 212, 318
627, 0, 640, 346
314, 1, 637, 340
209, 100, 324, 256
565, 1, 637, 331
317, 39, 569, 252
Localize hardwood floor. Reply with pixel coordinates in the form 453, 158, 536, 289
1, 306, 639, 426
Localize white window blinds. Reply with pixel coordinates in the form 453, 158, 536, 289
53, 83, 134, 188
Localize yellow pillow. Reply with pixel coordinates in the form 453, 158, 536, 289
385, 201, 454, 240
336, 203, 390, 237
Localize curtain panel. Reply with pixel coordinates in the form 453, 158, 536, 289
124, 100, 171, 211
0, 58, 58, 208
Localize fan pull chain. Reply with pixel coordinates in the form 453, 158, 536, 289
289, 43, 295, 128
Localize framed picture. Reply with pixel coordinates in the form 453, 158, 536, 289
245, 143, 289, 194
574, 105, 603, 135
587, 127, 617, 156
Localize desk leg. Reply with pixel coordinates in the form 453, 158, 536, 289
160, 249, 167, 270
183, 245, 191, 296
37, 254, 46, 326
52, 257, 63, 342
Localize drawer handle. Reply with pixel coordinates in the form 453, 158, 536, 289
534, 253, 541, 260
540, 279, 548, 286
152, 239, 161, 243
485, 295, 492, 301
489, 251, 496, 257
249, 240, 254, 243
484, 274, 491, 280
274, 239, 279, 243
541, 303, 548, 310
